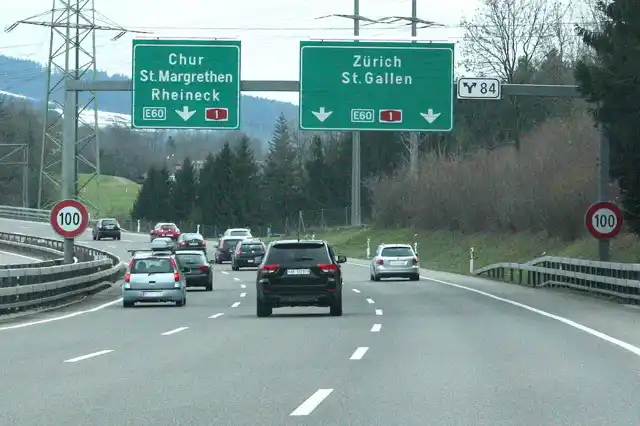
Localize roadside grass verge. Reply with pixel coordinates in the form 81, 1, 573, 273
268, 228, 640, 275
77, 173, 140, 219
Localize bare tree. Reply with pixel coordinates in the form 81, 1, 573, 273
461, 0, 561, 82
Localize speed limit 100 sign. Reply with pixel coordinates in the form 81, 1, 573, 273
585, 201, 624, 240
50, 199, 89, 238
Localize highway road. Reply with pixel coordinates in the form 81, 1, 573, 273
0, 217, 639, 424
0, 248, 42, 265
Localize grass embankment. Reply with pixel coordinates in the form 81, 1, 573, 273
77, 173, 140, 218
276, 228, 640, 275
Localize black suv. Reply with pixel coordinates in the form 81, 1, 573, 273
92, 218, 121, 240
255, 239, 347, 317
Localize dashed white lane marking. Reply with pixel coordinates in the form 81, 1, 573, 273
352, 289, 361, 293
0, 249, 41, 262
240, 292, 246, 298
350, 347, 369, 360
222, 271, 229, 275
161, 327, 188, 336
346, 261, 640, 358
209, 313, 224, 319
366, 298, 375, 304
107, 245, 117, 249
290, 389, 334, 416
0, 297, 123, 332
233, 277, 240, 281
375, 309, 383, 316
371, 324, 382, 332
64, 349, 113, 363
231, 302, 241, 308
241, 284, 246, 288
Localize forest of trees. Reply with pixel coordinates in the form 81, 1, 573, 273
0, 0, 637, 240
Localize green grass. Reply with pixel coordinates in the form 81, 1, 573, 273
77, 173, 140, 218
271, 228, 640, 275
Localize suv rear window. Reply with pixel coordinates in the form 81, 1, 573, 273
265, 243, 331, 264
102, 219, 117, 225
161, 224, 177, 230
175, 253, 207, 265
242, 243, 265, 250
181, 233, 202, 240
131, 258, 173, 273
222, 239, 243, 249
381, 247, 414, 257
230, 230, 249, 236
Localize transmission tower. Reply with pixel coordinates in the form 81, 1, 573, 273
5, 0, 137, 213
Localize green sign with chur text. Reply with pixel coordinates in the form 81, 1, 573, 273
131, 39, 241, 130
299, 41, 454, 132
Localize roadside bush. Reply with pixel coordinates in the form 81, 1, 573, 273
368, 109, 609, 240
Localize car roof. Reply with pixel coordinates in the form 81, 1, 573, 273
99, 217, 117, 220
241, 238, 262, 243
131, 251, 174, 259
379, 243, 413, 248
272, 239, 327, 246
226, 227, 249, 231
175, 250, 206, 255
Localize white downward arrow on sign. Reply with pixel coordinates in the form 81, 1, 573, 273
311, 107, 333, 122
420, 109, 441, 124
175, 106, 196, 121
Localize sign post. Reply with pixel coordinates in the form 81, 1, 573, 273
584, 201, 623, 240
298, 41, 455, 132
50, 199, 89, 263
131, 39, 241, 130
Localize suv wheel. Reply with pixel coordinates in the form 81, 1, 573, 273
123, 300, 134, 308
256, 300, 272, 317
330, 297, 343, 316
410, 274, 420, 281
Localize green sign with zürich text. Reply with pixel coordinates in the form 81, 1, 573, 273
299, 41, 454, 132
131, 39, 241, 130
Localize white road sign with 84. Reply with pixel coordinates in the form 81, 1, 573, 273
591, 207, 618, 234
457, 77, 502, 100
57, 205, 83, 232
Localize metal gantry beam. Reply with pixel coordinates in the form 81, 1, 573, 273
0, 144, 29, 207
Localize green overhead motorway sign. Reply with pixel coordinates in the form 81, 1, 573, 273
299, 41, 454, 132
131, 39, 241, 130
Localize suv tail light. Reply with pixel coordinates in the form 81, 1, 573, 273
376, 259, 384, 265
124, 273, 131, 283
198, 265, 209, 271
235, 249, 242, 255
179, 242, 185, 246
202, 241, 206, 247
261, 264, 279, 273
413, 257, 419, 265
173, 271, 180, 282
318, 263, 338, 273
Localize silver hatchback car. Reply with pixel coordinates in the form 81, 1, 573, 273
370, 243, 420, 281
122, 250, 188, 307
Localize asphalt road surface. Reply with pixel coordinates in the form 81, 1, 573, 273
0, 248, 42, 265
0, 218, 639, 425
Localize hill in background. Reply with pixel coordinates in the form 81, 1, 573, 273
0, 54, 298, 142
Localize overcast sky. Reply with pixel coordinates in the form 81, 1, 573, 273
1, 0, 479, 104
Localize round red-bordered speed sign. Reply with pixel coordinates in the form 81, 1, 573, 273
584, 201, 624, 240
50, 199, 89, 238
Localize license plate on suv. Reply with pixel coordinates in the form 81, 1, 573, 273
286, 269, 310, 275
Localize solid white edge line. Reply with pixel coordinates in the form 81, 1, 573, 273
375, 309, 383, 316
0, 297, 123, 332
64, 349, 113, 363
209, 313, 224, 319
240, 292, 246, 297
290, 389, 334, 416
350, 346, 369, 360
371, 324, 382, 332
346, 261, 640, 358
366, 298, 375, 304
352, 288, 361, 293
161, 326, 189, 336
231, 301, 241, 308
0, 249, 42, 262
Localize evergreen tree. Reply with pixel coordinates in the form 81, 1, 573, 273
172, 157, 197, 222
131, 165, 157, 219
575, 1, 640, 233
196, 153, 218, 226
304, 135, 330, 213
233, 135, 260, 225
130, 165, 174, 222
212, 142, 237, 227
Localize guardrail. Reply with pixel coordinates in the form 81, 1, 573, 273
0, 231, 125, 315
0, 205, 50, 223
475, 256, 640, 303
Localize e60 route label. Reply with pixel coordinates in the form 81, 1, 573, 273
50, 199, 89, 239
584, 201, 624, 240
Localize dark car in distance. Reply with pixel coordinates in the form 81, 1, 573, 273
231, 239, 265, 270
214, 237, 245, 264
177, 233, 206, 254
92, 218, 121, 240
255, 239, 346, 317
174, 250, 213, 291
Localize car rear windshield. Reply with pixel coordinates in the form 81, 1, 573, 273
381, 247, 414, 257
161, 224, 177, 230
242, 243, 264, 251
182, 234, 202, 240
176, 253, 207, 265
102, 219, 117, 225
230, 230, 249, 236
222, 239, 243, 249
131, 258, 173, 273
265, 243, 330, 264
